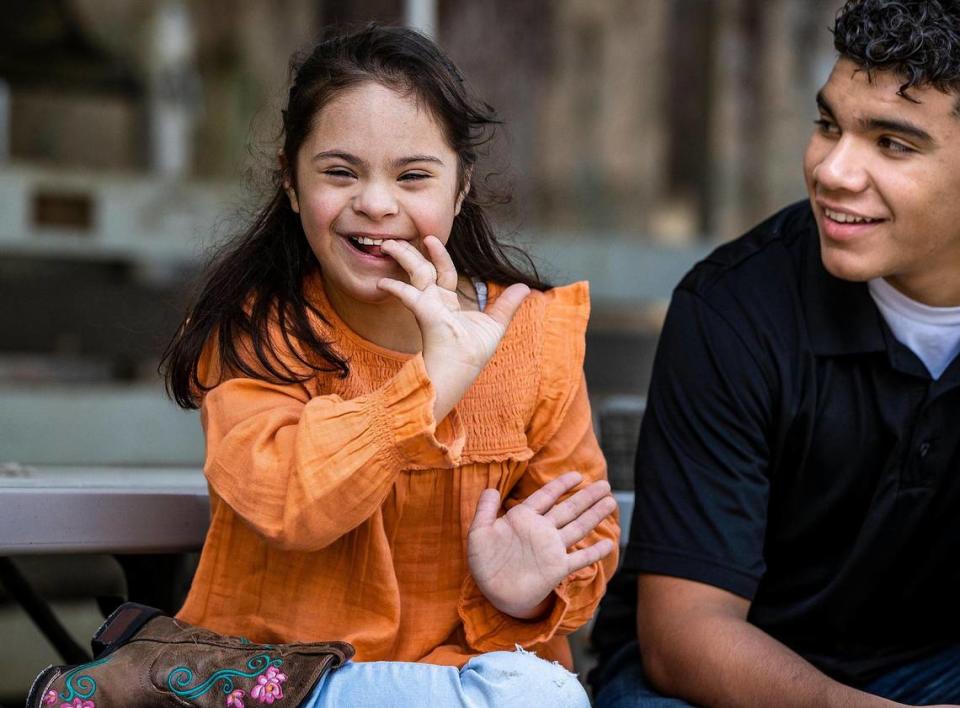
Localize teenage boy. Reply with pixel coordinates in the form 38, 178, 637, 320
593, 1, 960, 705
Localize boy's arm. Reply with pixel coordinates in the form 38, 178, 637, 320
637, 574, 904, 708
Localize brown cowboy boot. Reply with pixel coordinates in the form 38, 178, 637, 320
26, 603, 354, 708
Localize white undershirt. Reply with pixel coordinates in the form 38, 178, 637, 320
868, 277, 960, 379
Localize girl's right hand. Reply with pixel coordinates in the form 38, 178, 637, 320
377, 235, 530, 422
467, 471, 617, 620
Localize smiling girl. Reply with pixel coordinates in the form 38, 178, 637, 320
162, 24, 618, 706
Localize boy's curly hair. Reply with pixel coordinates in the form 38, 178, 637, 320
833, 0, 960, 105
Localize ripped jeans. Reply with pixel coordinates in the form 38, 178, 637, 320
300, 646, 591, 708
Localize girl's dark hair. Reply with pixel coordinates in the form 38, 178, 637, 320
161, 24, 545, 409
833, 0, 960, 102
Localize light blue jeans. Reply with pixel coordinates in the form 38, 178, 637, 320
301, 647, 591, 708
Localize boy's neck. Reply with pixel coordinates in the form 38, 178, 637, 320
885, 267, 960, 308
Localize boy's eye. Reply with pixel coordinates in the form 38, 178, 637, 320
814, 118, 839, 135
877, 137, 915, 155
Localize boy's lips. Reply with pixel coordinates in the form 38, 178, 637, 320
821, 206, 882, 224
816, 201, 887, 242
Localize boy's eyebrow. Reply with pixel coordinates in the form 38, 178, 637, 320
815, 91, 836, 119
861, 116, 934, 145
816, 91, 935, 145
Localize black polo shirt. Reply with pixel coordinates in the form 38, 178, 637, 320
601, 200, 960, 687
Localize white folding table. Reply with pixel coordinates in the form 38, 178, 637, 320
0, 464, 209, 555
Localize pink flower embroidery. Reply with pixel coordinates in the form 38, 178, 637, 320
42, 691, 58, 705
226, 689, 246, 707
60, 699, 94, 708
250, 666, 287, 704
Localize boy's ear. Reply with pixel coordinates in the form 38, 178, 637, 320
455, 167, 473, 216
279, 150, 300, 214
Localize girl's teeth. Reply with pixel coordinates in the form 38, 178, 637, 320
348, 235, 385, 256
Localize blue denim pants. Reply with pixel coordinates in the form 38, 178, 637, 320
592, 641, 960, 707
300, 647, 591, 707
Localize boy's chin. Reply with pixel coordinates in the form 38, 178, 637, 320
819, 248, 878, 284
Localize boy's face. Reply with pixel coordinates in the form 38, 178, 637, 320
804, 58, 960, 306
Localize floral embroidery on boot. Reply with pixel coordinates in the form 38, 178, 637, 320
250, 666, 287, 704
60, 700, 95, 708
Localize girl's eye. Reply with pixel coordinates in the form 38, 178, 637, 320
324, 168, 355, 179
399, 172, 430, 182
878, 137, 915, 155
814, 118, 839, 135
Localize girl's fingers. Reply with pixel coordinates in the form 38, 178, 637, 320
470, 488, 502, 531
546, 479, 612, 528
377, 277, 424, 311
381, 239, 438, 290
558, 494, 618, 548
521, 471, 583, 514
423, 235, 458, 291
484, 283, 530, 327
565, 539, 615, 574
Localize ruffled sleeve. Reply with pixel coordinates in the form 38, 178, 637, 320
201, 349, 465, 552
459, 282, 620, 650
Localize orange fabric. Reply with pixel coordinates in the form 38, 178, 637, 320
177, 278, 619, 668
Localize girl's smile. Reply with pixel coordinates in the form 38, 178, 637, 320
340, 231, 417, 259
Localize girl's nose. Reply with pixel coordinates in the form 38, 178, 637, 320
813, 138, 870, 194
352, 180, 399, 221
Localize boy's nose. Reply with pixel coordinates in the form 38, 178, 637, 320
814, 138, 870, 194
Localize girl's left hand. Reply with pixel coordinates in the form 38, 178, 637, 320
467, 471, 617, 620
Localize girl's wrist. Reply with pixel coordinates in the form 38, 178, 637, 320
492, 592, 553, 621
423, 355, 481, 422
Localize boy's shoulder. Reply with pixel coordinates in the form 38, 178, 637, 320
680, 200, 815, 299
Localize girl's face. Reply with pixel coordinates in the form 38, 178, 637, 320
287, 81, 465, 311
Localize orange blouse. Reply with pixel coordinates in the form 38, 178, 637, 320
176, 278, 619, 668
